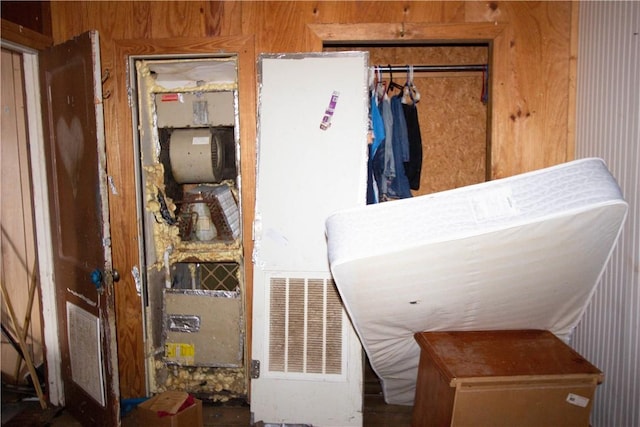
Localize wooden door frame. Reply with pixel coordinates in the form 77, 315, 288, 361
111, 36, 256, 397
305, 22, 507, 180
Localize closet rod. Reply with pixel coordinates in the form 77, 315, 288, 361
374, 64, 487, 73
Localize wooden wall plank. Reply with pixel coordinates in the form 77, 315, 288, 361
43, 0, 577, 398
49, 1, 84, 42
466, 1, 574, 175
397, 1, 467, 23
148, 1, 206, 38
203, 1, 242, 36
566, 2, 579, 162
308, 1, 466, 24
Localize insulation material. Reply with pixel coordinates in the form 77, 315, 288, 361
325, 158, 628, 405
143, 163, 181, 264
146, 58, 237, 90
154, 360, 246, 401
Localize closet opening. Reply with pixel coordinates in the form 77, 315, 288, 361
325, 41, 491, 197
324, 40, 491, 409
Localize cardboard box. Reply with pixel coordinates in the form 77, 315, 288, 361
135, 391, 203, 427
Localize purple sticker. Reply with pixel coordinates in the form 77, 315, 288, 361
320, 91, 340, 130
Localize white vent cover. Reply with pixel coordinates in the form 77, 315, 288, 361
266, 276, 344, 378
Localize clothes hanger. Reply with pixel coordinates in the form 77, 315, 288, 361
375, 66, 386, 100
402, 65, 421, 105
387, 64, 404, 95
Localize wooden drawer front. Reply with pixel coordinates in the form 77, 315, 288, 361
451, 381, 597, 427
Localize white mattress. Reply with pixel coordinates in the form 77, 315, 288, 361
325, 158, 627, 405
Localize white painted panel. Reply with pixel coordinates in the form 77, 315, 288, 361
20, 49, 65, 405
253, 53, 369, 273
251, 52, 369, 426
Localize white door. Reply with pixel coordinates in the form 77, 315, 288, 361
251, 52, 369, 426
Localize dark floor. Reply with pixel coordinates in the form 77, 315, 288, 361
1, 362, 412, 426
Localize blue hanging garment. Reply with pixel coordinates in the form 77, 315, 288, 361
367, 94, 385, 204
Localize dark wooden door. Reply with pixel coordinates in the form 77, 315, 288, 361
39, 30, 119, 425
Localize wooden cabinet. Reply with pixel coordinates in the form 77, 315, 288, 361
412, 330, 603, 427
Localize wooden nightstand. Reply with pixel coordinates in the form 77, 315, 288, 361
412, 330, 603, 427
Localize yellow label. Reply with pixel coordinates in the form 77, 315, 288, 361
165, 343, 195, 364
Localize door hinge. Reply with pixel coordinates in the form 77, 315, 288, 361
250, 359, 260, 379
125, 64, 133, 108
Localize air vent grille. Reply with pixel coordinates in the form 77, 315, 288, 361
268, 276, 343, 375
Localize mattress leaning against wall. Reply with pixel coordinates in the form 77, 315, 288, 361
325, 157, 628, 405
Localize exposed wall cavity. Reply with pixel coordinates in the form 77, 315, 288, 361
135, 57, 247, 401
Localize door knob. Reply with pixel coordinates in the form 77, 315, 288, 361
91, 269, 104, 291
90, 269, 120, 292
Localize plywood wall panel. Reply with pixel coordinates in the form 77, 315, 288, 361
311, 2, 398, 24
413, 2, 467, 23
311, 1, 467, 24
244, 2, 316, 52
51, 1, 94, 41
128, 2, 153, 39
492, 1, 572, 175
418, 75, 487, 193
91, 2, 137, 40
464, 1, 506, 23
243, 1, 470, 53
366, 45, 487, 65
204, 1, 242, 36
148, 1, 206, 38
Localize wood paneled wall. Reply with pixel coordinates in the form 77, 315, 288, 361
48, 0, 577, 398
